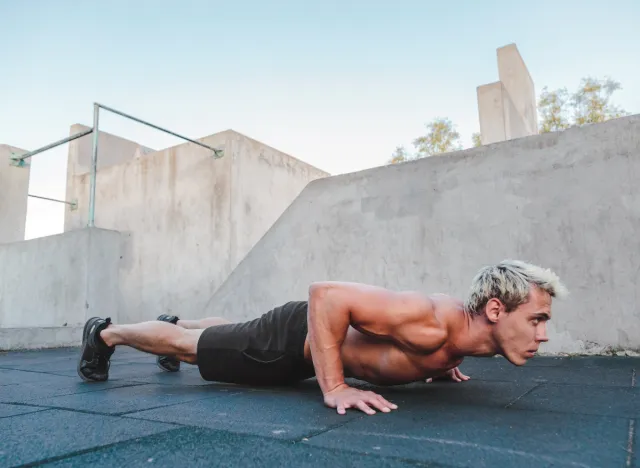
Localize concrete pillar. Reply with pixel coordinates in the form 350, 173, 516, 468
0, 145, 30, 244
476, 43, 538, 145
497, 44, 539, 135
477, 82, 507, 145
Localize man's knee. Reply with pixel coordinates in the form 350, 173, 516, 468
175, 329, 202, 359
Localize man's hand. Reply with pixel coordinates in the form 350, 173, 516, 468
425, 367, 470, 383
324, 384, 398, 415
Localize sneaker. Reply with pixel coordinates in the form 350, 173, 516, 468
77, 317, 115, 382
156, 314, 180, 372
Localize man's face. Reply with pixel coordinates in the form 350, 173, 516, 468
490, 286, 552, 366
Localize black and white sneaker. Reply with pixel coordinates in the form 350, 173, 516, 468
156, 314, 180, 372
77, 317, 115, 382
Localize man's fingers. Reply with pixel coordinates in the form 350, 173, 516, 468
455, 368, 470, 380
369, 396, 393, 413
337, 405, 346, 415
356, 400, 376, 415
376, 395, 398, 410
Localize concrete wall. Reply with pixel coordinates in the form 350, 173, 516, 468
207, 115, 640, 356
0, 145, 30, 244
0, 228, 121, 350
65, 130, 328, 323
65, 124, 155, 217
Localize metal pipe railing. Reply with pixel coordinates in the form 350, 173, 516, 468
28, 194, 77, 210
10, 128, 94, 166
88, 104, 100, 227
8, 102, 224, 228
87, 103, 224, 227
96, 103, 224, 158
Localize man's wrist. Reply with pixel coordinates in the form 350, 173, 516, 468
323, 382, 349, 396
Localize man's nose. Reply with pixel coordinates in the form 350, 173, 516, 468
536, 324, 549, 342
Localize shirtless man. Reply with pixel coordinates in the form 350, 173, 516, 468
77, 259, 567, 415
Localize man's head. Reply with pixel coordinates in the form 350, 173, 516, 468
464, 260, 568, 365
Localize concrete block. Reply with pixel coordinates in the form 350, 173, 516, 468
0, 145, 30, 244
497, 43, 539, 135
477, 82, 506, 145
0, 228, 121, 348
0, 326, 82, 351
477, 82, 530, 145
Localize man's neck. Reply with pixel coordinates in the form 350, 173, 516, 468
448, 311, 500, 358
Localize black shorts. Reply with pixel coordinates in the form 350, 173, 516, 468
196, 301, 316, 386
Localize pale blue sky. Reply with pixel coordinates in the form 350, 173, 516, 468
1, 0, 639, 239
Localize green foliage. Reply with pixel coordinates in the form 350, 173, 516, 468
538, 77, 628, 133
471, 132, 482, 147
388, 118, 462, 164
413, 118, 462, 157
538, 87, 571, 133
389, 146, 409, 164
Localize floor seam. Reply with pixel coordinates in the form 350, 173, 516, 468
298, 415, 366, 441
116, 391, 245, 417
504, 383, 543, 408
626, 419, 636, 467
15, 426, 183, 467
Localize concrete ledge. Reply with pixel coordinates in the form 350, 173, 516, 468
0, 326, 82, 351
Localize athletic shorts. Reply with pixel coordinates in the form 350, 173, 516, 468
196, 300, 316, 386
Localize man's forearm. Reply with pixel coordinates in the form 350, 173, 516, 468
307, 284, 350, 395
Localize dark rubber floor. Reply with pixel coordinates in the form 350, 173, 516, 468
0, 347, 637, 467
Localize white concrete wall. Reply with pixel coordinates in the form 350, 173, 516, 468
0, 228, 121, 350
229, 131, 330, 267
65, 130, 328, 323
207, 115, 640, 356
0, 145, 30, 244
64, 124, 155, 223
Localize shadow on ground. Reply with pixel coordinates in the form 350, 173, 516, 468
0, 347, 637, 467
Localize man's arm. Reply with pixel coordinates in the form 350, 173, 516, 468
307, 281, 446, 413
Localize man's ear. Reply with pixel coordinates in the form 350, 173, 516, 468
484, 298, 503, 323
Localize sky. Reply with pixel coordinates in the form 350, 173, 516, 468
1, 0, 639, 240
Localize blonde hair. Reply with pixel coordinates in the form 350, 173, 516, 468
464, 260, 568, 316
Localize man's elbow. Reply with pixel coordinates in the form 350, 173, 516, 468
308, 281, 332, 299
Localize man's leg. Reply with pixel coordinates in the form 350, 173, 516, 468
101, 321, 201, 364
155, 316, 233, 372
77, 316, 202, 382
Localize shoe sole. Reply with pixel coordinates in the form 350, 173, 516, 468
156, 357, 180, 372
156, 315, 180, 372
77, 317, 105, 383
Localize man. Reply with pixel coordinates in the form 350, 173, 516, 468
77, 259, 567, 415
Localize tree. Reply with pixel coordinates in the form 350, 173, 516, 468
538, 76, 628, 133
538, 87, 571, 133
471, 132, 482, 147
412, 118, 462, 158
572, 77, 628, 126
389, 146, 410, 164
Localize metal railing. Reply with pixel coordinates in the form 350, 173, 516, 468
9, 103, 224, 227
